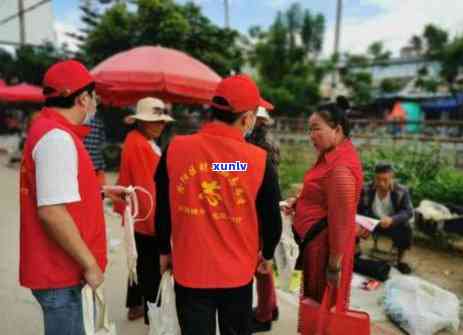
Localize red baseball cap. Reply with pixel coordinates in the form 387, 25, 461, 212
211, 74, 273, 113
43, 60, 94, 98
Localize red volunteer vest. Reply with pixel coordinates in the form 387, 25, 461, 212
114, 130, 159, 236
167, 122, 267, 288
19, 108, 107, 289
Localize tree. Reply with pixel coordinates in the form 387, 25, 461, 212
417, 24, 463, 93
409, 35, 423, 54
13, 43, 72, 85
339, 56, 373, 106
301, 10, 325, 57
248, 3, 326, 116
439, 36, 463, 93
80, 0, 243, 75
367, 41, 391, 63
380, 78, 402, 94
0, 49, 16, 84
81, 3, 137, 66
423, 24, 448, 57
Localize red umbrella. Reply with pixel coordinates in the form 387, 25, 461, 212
0, 83, 44, 104
92, 46, 221, 107
0, 80, 5, 87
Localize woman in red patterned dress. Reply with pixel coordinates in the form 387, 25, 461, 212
283, 102, 364, 329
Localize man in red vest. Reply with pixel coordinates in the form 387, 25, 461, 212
155, 74, 283, 335
19, 60, 110, 335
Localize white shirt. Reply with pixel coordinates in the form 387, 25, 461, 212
372, 191, 394, 219
149, 141, 161, 157
32, 129, 80, 207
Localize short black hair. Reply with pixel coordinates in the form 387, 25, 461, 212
315, 102, 351, 137
209, 96, 244, 124
375, 162, 394, 174
44, 82, 95, 109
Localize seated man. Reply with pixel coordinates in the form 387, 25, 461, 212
358, 162, 414, 274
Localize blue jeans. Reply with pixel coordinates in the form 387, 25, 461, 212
32, 285, 84, 335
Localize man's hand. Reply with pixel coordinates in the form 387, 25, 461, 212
84, 263, 104, 291
380, 216, 393, 229
104, 188, 127, 204
160, 254, 172, 275
256, 258, 273, 274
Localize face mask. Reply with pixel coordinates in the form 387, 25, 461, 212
82, 92, 98, 125
244, 112, 257, 137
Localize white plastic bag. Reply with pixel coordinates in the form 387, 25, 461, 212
384, 276, 460, 335
82, 285, 117, 335
148, 271, 181, 335
274, 211, 299, 291
103, 185, 153, 285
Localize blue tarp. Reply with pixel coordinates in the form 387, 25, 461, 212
421, 93, 463, 110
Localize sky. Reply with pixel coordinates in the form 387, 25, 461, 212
52, 0, 463, 57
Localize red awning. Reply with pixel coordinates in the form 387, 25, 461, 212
92, 46, 221, 107
0, 83, 44, 104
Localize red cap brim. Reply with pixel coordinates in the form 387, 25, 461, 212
260, 98, 274, 111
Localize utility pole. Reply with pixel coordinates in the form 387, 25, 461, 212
18, 0, 26, 45
224, 0, 230, 28
331, 0, 343, 94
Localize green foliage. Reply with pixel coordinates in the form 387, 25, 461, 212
279, 140, 463, 207
367, 41, 391, 63
380, 78, 403, 93
340, 41, 391, 106
423, 24, 449, 57
248, 3, 326, 116
417, 24, 463, 93
360, 141, 463, 206
82, 3, 136, 66
0, 49, 16, 83
12, 43, 73, 85
80, 0, 243, 76
278, 143, 315, 197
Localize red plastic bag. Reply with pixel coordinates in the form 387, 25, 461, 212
299, 284, 370, 335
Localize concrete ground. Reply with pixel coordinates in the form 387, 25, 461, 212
0, 157, 461, 334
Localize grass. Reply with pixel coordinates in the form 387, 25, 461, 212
278, 143, 316, 198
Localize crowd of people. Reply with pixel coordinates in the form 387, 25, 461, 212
18, 59, 414, 335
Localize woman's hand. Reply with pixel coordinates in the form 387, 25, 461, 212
281, 197, 297, 216
326, 265, 341, 288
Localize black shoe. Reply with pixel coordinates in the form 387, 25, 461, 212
397, 262, 412, 274
251, 307, 279, 321
250, 319, 272, 333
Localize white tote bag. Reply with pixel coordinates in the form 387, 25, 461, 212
82, 285, 117, 335
148, 271, 181, 335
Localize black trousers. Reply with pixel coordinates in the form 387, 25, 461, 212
175, 281, 253, 335
125, 232, 161, 324
375, 222, 413, 251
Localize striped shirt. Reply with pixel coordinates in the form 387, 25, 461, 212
83, 116, 106, 171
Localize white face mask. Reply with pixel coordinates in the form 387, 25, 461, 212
82, 92, 98, 125
83, 108, 96, 125
244, 111, 257, 137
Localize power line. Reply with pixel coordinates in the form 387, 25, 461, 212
0, 39, 37, 47
0, 0, 51, 27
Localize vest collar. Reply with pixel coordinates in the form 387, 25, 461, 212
41, 108, 90, 140
200, 121, 245, 142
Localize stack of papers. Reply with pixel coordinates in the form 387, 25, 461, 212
356, 214, 380, 232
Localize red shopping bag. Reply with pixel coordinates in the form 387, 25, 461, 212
300, 284, 370, 335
